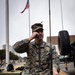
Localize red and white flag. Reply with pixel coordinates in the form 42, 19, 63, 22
21, 0, 29, 13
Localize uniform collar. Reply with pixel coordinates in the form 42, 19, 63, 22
32, 41, 46, 48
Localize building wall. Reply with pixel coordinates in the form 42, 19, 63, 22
47, 35, 75, 45
47, 35, 75, 55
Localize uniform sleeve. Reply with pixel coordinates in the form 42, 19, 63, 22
13, 39, 30, 53
52, 46, 60, 72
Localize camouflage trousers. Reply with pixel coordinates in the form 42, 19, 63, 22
21, 68, 51, 75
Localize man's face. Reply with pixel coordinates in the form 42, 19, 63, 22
35, 29, 44, 40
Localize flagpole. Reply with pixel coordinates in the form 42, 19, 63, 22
48, 0, 53, 75
21, 0, 30, 37
28, 0, 30, 37
5, 0, 9, 69
60, 0, 64, 30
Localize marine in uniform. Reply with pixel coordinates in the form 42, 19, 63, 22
13, 23, 60, 75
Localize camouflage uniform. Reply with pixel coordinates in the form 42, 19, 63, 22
13, 39, 60, 75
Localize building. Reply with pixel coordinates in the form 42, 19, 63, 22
2, 44, 19, 56
47, 35, 75, 55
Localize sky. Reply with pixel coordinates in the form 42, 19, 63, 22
0, 0, 75, 57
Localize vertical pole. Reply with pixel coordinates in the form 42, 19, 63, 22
38, 37, 41, 72
5, 0, 9, 69
60, 0, 64, 30
28, 1, 30, 37
48, 0, 53, 75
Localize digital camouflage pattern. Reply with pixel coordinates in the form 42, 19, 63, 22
13, 39, 60, 75
31, 23, 43, 32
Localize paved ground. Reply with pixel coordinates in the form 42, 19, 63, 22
60, 62, 75, 75
1, 62, 75, 75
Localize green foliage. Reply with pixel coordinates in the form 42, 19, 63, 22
10, 52, 19, 60
0, 49, 19, 64
0, 49, 6, 60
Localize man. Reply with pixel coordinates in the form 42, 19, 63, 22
13, 23, 60, 75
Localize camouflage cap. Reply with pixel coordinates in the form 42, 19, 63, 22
31, 23, 44, 32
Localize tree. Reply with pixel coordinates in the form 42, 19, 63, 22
10, 52, 19, 60
0, 49, 6, 64
0, 49, 19, 65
